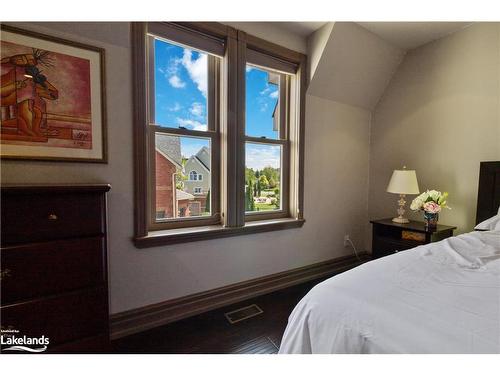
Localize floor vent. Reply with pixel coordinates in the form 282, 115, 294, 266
224, 304, 263, 324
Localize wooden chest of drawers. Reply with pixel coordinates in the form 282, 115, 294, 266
1, 184, 111, 353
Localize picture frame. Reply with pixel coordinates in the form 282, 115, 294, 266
0, 24, 107, 163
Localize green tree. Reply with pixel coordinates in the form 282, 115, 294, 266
245, 183, 255, 211
205, 189, 211, 213
176, 172, 187, 190
262, 167, 279, 188
245, 167, 256, 182
259, 175, 269, 190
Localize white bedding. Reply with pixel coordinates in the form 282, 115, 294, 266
279, 230, 500, 354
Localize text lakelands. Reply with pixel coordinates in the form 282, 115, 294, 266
1, 335, 50, 346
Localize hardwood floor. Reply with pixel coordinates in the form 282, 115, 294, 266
112, 277, 329, 354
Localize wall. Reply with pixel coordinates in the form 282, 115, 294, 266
307, 22, 334, 82
369, 23, 500, 236
1, 22, 371, 314
223, 22, 307, 54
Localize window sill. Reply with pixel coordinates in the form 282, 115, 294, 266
133, 217, 305, 248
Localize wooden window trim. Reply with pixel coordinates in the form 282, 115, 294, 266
243, 70, 290, 222
145, 30, 221, 231
132, 22, 307, 247
134, 217, 306, 248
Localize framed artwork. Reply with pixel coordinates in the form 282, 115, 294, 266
0, 25, 107, 162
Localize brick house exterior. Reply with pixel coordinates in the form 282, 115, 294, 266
155, 135, 194, 219
155, 150, 177, 218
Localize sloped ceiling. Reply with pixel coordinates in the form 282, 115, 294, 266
307, 22, 405, 110
357, 22, 470, 50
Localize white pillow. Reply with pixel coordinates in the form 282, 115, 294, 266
475, 212, 500, 231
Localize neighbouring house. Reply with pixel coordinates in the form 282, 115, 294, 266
155, 134, 194, 218
175, 189, 195, 218
269, 71, 279, 133
184, 146, 211, 213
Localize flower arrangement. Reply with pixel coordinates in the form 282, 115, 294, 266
410, 190, 450, 213
410, 190, 450, 229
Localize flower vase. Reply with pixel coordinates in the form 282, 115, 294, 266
423, 211, 439, 230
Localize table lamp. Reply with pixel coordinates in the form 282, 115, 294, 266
386, 167, 419, 223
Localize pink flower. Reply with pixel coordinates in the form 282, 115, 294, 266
423, 201, 441, 214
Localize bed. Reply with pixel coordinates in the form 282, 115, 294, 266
279, 162, 500, 354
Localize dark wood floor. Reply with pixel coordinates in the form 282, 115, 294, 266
112, 277, 329, 354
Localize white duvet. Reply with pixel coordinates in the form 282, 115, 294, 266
279, 230, 500, 354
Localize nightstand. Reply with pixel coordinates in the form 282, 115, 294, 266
370, 218, 457, 259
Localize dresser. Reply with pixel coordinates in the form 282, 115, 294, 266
370, 218, 456, 259
1, 184, 111, 353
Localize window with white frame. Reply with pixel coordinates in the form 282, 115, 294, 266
189, 171, 198, 181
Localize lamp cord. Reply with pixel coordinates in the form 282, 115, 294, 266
346, 238, 361, 261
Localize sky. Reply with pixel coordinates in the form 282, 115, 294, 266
154, 37, 281, 171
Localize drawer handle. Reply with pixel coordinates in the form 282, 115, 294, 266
48, 213, 58, 221
1, 268, 11, 280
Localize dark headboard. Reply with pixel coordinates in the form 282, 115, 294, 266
476, 161, 500, 225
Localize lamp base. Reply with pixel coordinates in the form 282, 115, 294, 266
392, 194, 410, 224
392, 217, 410, 224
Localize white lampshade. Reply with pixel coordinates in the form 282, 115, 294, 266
386, 169, 420, 195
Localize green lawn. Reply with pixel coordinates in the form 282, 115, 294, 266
254, 202, 278, 211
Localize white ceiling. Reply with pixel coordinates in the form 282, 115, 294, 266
275, 22, 327, 37
357, 22, 471, 50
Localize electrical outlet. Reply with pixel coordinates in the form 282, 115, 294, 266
344, 234, 350, 247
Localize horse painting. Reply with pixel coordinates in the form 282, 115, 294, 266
1, 40, 93, 149
1, 49, 59, 140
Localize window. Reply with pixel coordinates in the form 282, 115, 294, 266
245, 64, 289, 219
145, 24, 221, 229
132, 23, 306, 246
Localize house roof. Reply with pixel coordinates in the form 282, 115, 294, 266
194, 146, 210, 171
271, 101, 278, 132
176, 189, 194, 201
268, 73, 279, 132
155, 134, 182, 167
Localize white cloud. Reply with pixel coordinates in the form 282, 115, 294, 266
260, 83, 279, 100
181, 49, 208, 97
169, 102, 182, 112
260, 86, 272, 96
169, 75, 185, 88
177, 117, 207, 131
158, 56, 181, 78
246, 144, 281, 170
189, 102, 205, 117
246, 66, 254, 73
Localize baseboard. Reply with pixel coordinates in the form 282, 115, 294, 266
110, 252, 370, 340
